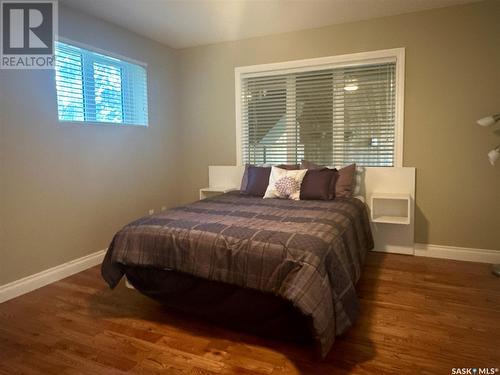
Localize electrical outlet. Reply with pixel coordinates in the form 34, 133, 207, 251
148, 209, 154, 215
161, 206, 166, 211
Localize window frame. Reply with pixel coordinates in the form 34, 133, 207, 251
234, 48, 405, 167
55, 37, 149, 127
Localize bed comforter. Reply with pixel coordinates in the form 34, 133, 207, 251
101, 192, 373, 357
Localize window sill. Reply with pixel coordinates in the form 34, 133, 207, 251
58, 120, 148, 128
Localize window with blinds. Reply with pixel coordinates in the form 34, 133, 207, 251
55, 41, 148, 126
239, 57, 400, 167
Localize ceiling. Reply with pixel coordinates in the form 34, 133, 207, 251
62, 0, 479, 49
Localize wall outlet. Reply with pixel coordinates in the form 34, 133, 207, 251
148, 209, 154, 215
161, 206, 167, 211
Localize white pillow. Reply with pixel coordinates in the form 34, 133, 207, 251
264, 166, 307, 200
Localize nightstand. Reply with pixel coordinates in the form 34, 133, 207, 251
199, 187, 238, 200
370, 193, 411, 225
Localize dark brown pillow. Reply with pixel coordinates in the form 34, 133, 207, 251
300, 168, 338, 200
301, 160, 356, 198
335, 163, 356, 198
244, 166, 272, 196
276, 164, 300, 170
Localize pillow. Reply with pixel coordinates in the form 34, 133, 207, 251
240, 164, 300, 192
335, 163, 356, 198
264, 166, 307, 200
240, 164, 251, 192
300, 168, 338, 200
301, 160, 357, 198
276, 164, 300, 170
244, 166, 272, 196
300, 160, 320, 170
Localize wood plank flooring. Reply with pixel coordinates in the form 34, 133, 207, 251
0, 252, 498, 374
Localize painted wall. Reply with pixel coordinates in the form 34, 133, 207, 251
0, 6, 180, 284
1, 1, 499, 286
176, 0, 500, 251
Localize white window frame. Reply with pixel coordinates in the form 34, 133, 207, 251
55, 37, 149, 127
234, 48, 405, 167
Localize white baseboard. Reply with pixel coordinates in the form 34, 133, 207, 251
0, 249, 106, 304
1, 243, 497, 304
415, 243, 500, 264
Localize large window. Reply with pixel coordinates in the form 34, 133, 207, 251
55, 41, 148, 126
236, 49, 404, 167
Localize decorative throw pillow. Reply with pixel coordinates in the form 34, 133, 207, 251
301, 160, 357, 198
300, 168, 338, 200
335, 163, 356, 198
264, 166, 307, 200
244, 166, 272, 196
240, 164, 300, 192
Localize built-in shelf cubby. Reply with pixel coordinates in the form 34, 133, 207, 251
370, 193, 411, 225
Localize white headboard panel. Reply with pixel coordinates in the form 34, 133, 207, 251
209, 165, 245, 188
207, 165, 416, 255
362, 167, 415, 255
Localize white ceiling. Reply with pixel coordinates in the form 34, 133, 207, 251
62, 0, 478, 49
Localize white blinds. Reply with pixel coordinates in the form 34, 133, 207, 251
55, 41, 148, 126
240, 62, 396, 166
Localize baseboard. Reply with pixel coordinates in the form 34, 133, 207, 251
1, 243, 497, 304
0, 249, 106, 304
415, 243, 500, 264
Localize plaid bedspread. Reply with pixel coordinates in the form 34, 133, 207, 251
101, 192, 373, 357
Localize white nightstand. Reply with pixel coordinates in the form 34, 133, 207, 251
199, 186, 238, 200
370, 193, 411, 225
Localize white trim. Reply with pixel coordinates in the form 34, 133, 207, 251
0, 249, 106, 304
235, 67, 242, 166
1, 242, 494, 305
394, 49, 405, 167
235, 48, 403, 76
234, 48, 405, 166
57, 37, 148, 68
415, 243, 500, 264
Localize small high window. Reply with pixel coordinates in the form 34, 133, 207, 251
55, 41, 148, 126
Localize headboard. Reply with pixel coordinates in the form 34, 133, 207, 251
207, 165, 416, 255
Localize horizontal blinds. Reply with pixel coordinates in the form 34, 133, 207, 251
240, 62, 396, 167
55, 42, 148, 126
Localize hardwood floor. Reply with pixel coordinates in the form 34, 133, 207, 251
0, 252, 498, 374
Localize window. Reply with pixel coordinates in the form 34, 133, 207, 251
236, 49, 404, 167
55, 41, 148, 126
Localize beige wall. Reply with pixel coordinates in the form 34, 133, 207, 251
0, 6, 180, 284
1, 1, 499, 286
177, 0, 500, 251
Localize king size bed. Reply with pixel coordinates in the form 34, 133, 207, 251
102, 189, 373, 358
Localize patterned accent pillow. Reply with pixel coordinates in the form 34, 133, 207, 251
264, 166, 307, 200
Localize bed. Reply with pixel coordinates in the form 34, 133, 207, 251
101, 191, 374, 358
